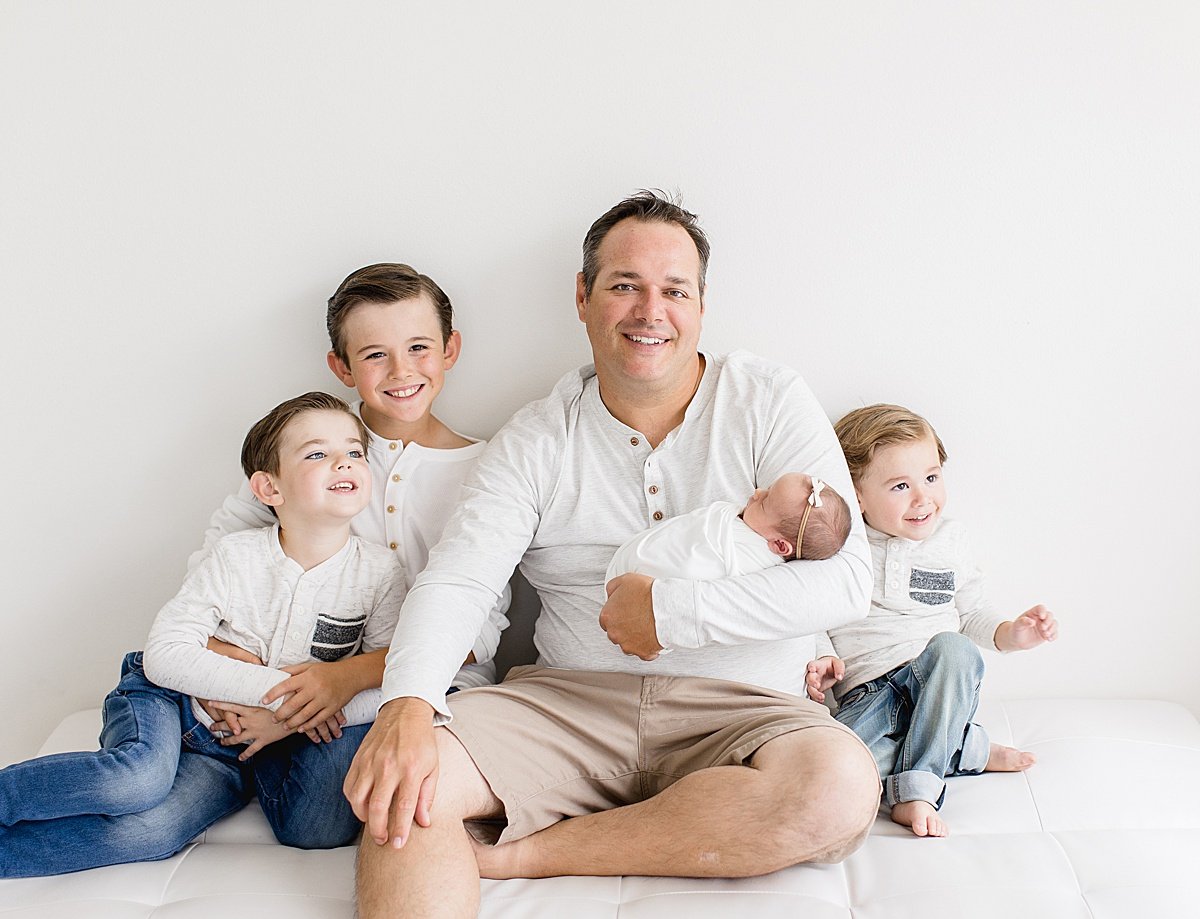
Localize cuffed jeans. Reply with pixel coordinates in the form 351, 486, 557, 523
0, 652, 366, 877
834, 631, 989, 809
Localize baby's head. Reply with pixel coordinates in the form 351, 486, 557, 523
241, 391, 371, 522
834, 403, 947, 541
741, 472, 851, 561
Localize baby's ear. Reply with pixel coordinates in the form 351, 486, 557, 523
249, 471, 284, 507
769, 537, 794, 559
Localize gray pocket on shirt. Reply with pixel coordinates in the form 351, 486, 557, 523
311, 613, 367, 662
910, 567, 955, 606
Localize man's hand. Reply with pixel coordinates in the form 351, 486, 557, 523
804, 656, 845, 704
344, 698, 439, 849
263, 659, 364, 733
210, 702, 292, 760
995, 604, 1059, 652
599, 573, 662, 660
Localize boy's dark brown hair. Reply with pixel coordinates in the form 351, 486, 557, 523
326, 263, 454, 363
240, 391, 368, 481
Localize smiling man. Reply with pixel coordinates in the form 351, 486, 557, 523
346, 190, 881, 918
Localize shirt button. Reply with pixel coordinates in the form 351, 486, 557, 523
290, 632, 300, 641
388, 442, 398, 451
653, 511, 664, 521
889, 562, 899, 570
630, 436, 640, 447
389, 542, 398, 550
648, 485, 659, 495
392, 474, 401, 482
889, 581, 899, 589
387, 505, 396, 514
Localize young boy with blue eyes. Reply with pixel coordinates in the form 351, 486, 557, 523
805, 403, 1059, 838
0, 392, 405, 877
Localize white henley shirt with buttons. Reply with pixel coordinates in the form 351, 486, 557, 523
383, 351, 873, 720
190, 405, 506, 689
145, 525, 404, 726
816, 519, 1008, 701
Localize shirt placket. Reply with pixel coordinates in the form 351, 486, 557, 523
383, 442, 413, 554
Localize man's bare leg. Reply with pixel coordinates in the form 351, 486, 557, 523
475, 727, 879, 880
356, 728, 501, 919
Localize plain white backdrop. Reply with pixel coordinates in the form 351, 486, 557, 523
2, 1, 1197, 766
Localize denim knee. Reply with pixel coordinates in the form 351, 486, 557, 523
921, 632, 984, 683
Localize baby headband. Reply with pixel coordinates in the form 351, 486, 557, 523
794, 478, 826, 558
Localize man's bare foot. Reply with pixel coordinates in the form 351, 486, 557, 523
890, 800, 947, 837
468, 832, 524, 880
984, 743, 1036, 772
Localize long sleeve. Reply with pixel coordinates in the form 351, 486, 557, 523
652, 366, 871, 649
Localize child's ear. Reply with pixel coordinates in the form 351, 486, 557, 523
768, 537, 794, 559
327, 350, 355, 388
443, 330, 463, 370
249, 471, 284, 508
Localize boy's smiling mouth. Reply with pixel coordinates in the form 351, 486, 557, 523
328, 480, 358, 492
385, 384, 423, 399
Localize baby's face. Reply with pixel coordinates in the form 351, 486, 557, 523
855, 436, 946, 540
741, 473, 812, 542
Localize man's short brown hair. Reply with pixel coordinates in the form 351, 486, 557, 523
580, 189, 710, 297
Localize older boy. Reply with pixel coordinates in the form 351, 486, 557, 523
0, 393, 402, 877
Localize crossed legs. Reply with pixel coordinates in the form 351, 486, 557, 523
355, 723, 879, 918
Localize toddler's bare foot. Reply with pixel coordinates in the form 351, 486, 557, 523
984, 743, 1036, 772
890, 800, 947, 837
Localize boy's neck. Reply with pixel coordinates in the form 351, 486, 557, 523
276, 516, 353, 571
360, 407, 470, 449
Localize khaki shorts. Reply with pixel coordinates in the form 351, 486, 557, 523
444, 665, 863, 844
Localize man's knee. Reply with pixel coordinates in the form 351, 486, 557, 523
752, 728, 879, 870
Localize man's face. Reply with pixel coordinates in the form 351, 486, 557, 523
576, 218, 704, 395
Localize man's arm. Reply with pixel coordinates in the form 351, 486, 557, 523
652, 368, 872, 650
348, 397, 560, 847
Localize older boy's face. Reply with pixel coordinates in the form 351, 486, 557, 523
576, 219, 704, 398
327, 294, 460, 441
268, 410, 371, 522
854, 437, 946, 541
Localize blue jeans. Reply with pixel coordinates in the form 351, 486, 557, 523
834, 632, 990, 808
0, 652, 366, 877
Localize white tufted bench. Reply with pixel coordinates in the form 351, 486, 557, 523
3, 697, 1198, 918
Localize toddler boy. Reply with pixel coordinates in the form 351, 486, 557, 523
806, 404, 1058, 837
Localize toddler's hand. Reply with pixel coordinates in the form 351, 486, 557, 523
805, 656, 845, 704
1000, 604, 1059, 651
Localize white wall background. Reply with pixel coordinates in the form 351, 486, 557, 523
2, 1, 1197, 766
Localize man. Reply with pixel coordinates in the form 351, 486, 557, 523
346, 190, 881, 918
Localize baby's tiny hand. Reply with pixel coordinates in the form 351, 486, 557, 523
1007, 605, 1058, 651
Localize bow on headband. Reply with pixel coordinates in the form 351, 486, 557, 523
794, 477, 826, 558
